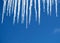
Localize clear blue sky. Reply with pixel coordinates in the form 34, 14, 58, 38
0, 0, 60, 43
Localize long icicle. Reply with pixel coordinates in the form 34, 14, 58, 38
8, 0, 12, 16
13, 0, 17, 24
47, 0, 49, 15
1, 0, 7, 23
50, 0, 52, 16
17, 0, 21, 23
29, 0, 33, 24
34, 0, 37, 21
26, 0, 28, 28
38, 0, 41, 24
55, 0, 58, 17
21, 0, 26, 24
12, 0, 15, 13
7, 0, 11, 16
42, 0, 45, 12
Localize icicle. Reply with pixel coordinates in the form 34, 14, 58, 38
50, 0, 52, 16
26, 0, 28, 28
21, 0, 26, 24
42, 0, 45, 12
1, 0, 7, 23
55, 0, 58, 17
13, 0, 17, 24
8, 0, 12, 16
29, 0, 33, 24
17, 0, 21, 23
12, 0, 15, 13
38, 0, 41, 24
6, 0, 9, 16
47, 0, 49, 15
34, 0, 37, 21
7, 0, 12, 16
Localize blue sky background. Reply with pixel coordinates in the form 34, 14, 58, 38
0, 0, 60, 43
